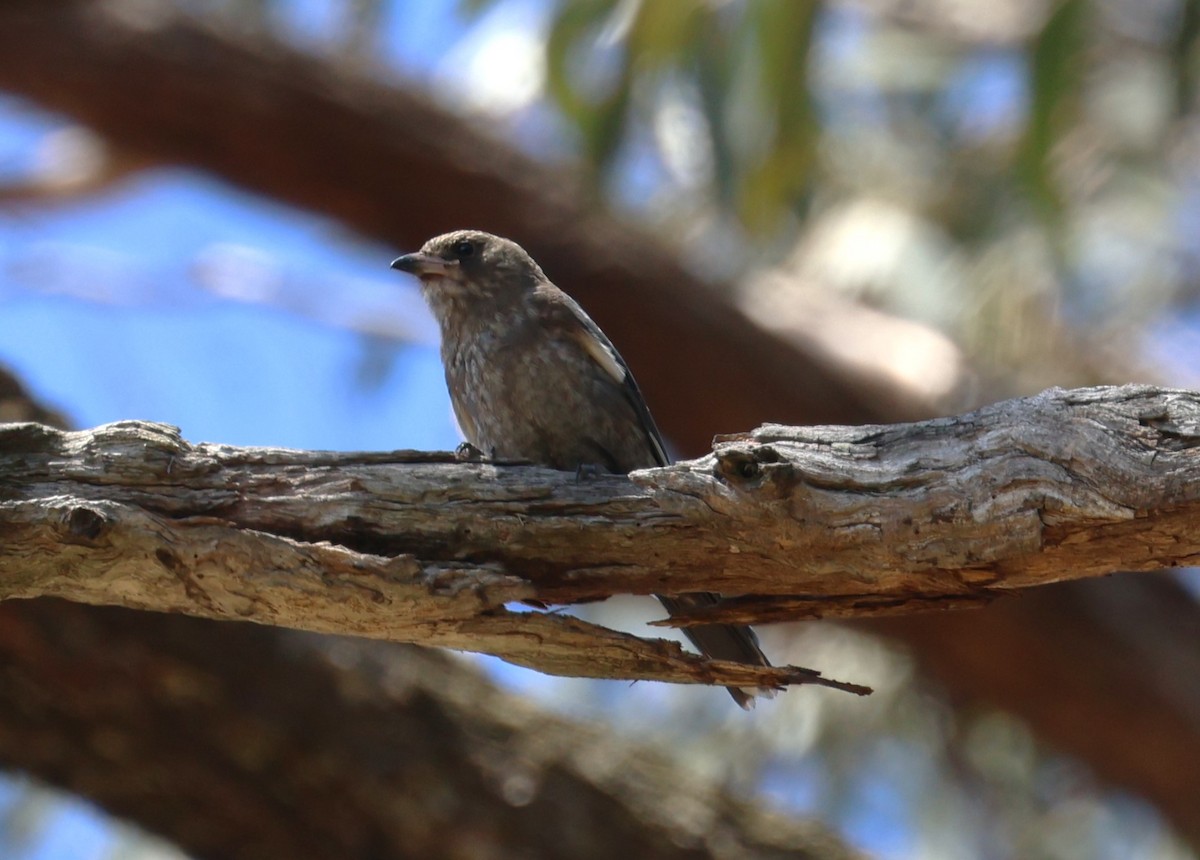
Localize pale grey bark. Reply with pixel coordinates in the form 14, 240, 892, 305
1, 384, 1195, 695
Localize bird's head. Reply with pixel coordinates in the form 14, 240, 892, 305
391, 230, 545, 311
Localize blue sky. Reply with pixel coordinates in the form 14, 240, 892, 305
0, 166, 452, 451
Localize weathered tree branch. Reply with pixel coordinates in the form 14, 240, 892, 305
1, 384, 1194, 696
0, 367, 862, 860
0, 423, 865, 696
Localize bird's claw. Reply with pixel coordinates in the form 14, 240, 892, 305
455, 442, 486, 462
575, 463, 603, 483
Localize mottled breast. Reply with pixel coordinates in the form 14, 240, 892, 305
441, 304, 658, 473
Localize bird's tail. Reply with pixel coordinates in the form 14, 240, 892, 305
656, 593, 774, 709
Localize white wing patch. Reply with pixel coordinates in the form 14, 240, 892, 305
578, 331, 626, 385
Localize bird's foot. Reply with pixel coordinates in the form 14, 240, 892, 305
455, 442, 486, 462
575, 463, 603, 483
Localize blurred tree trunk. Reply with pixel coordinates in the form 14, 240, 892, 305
871, 575, 1200, 828
0, 599, 857, 860
0, 0, 1197, 846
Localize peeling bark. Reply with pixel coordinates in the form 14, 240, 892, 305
1, 384, 1195, 696
0, 368, 862, 860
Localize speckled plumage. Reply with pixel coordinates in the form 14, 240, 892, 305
392, 230, 772, 708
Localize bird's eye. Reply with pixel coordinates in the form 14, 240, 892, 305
452, 240, 475, 259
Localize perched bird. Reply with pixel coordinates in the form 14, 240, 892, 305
392, 230, 772, 708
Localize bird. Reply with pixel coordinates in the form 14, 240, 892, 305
392, 229, 773, 708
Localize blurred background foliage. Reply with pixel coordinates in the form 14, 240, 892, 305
2, 0, 1199, 858
192, 0, 1200, 390
454, 0, 1200, 392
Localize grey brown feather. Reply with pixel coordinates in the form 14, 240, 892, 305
393, 230, 773, 708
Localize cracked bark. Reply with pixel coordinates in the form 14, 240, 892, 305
0, 367, 860, 860
2, 384, 1196, 698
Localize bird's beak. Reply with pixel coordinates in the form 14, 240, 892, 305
390, 253, 456, 278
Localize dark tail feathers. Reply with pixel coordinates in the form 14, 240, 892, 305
656, 593, 772, 709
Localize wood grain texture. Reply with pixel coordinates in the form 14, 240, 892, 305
1, 384, 1194, 694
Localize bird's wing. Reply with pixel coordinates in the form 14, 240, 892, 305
530, 284, 772, 709
529, 283, 671, 468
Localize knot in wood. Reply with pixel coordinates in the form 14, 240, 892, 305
714, 445, 796, 500
64, 505, 109, 544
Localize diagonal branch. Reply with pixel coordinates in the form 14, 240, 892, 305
1, 384, 1196, 695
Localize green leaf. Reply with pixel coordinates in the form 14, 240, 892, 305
1018, 0, 1088, 224
738, 0, 818, 231
626, 0, 705, 66
544, 0, 620, 122
456, 0, 505, 19
1171, 0, 1200, 116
